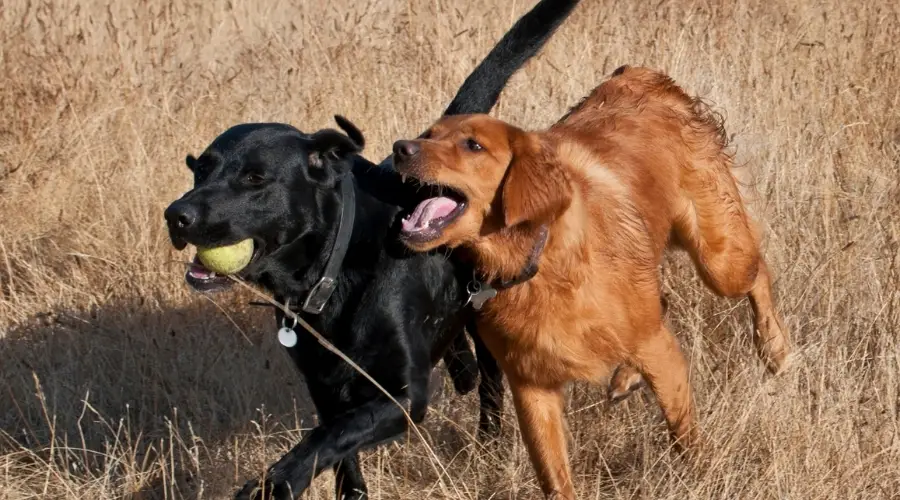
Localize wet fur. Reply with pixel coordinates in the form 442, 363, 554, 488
393, 65, 791, 499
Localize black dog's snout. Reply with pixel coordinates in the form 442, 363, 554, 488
165, 201, 199, 230
392, 140, 420, 160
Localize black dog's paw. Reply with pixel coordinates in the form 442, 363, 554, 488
339, 489, 368, 500
477, 412, 503, 444
234, 478, 293, 500
234, 479, 263, 500
234, 479, 268, 500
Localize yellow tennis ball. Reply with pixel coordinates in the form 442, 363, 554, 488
195, 239, 254, 275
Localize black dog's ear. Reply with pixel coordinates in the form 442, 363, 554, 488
334, 115, 366, 150
307, 127, 363, 170
185, 154, 197, 171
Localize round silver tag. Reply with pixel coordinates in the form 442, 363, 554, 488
278, 327, 298, 348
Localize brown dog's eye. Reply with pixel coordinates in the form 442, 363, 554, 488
245, 173, 265, 185
465, 138, 483, 152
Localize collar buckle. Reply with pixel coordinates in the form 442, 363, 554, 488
301, 276, 337, 314
301, 178, 355, 315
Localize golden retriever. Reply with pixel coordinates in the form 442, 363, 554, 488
390, 65, 791, 499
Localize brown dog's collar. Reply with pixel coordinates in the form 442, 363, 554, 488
493, 225, 549, 290
466, 225, 549, 310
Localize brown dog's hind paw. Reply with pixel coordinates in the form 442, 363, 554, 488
607, 364, 645, 403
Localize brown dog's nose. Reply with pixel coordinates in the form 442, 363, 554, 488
392, 140, 419, 160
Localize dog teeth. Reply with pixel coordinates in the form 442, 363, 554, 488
209, 272, 217, 278
401, 174, 407, 183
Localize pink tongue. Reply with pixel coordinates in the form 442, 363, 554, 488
188, 259, 213, 279
401, 197, 459, 233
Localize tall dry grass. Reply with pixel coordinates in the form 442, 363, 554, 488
1, 0, 898, 498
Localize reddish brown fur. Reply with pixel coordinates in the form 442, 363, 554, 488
394, 66, 791, 499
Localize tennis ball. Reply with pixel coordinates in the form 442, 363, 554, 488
195, 239, 254, 275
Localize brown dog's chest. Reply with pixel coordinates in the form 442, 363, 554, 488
476, 287, 629, 385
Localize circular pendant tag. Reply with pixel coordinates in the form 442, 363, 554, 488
278, 327, 298, 348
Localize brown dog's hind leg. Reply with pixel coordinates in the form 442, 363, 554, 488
674, 148, 791, 374
747, 258, 792, 373
674, 154, 761, 298
509, 380, 575, 499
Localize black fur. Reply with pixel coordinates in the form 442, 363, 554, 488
354, 0, 582, 208
442, 0, 579, 116
163, 1, 579, 498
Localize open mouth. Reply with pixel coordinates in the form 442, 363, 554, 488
184, 241, 262, 293
400, 182, 468, 243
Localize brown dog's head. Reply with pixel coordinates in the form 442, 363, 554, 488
392, 114, 572, 252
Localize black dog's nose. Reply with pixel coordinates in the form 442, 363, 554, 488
392, 140, 419, 159
165, 201, 199, 230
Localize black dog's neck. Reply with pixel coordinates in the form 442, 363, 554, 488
293, 178, 356, 315
271, 172, 397, 324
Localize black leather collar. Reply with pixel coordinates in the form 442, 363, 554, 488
490, 225, 549, 290
299, 177, 356, 314
466, 225, 549, 310
251, 177, 356, 316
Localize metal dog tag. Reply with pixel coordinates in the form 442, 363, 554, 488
468, 288, 497, 310
466, 281, 497, 311
278, 326, 298, 348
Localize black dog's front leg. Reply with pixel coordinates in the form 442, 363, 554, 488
469, 320, 505, 442
442, 331, 479, 395
333, 454, 366, 500
235, 396, 421, 500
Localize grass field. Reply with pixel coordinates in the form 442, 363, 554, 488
1, 0, 898, 498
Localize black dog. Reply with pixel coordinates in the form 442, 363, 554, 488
164, 1, 579, 498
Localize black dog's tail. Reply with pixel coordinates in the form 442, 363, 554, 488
363, 0, 581, 177
443, 0, 581, 116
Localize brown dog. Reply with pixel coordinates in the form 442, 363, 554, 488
391, 66, 790, 498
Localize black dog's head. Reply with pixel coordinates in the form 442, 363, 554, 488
164, 116, 364, 293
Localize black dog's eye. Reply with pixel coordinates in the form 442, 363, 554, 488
465, 138, 483, 152
244, 173, 265, 185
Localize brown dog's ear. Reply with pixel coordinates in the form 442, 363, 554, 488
501, 132, 571, 227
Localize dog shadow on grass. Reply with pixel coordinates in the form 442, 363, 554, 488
0, 293, 504, 499
0, 294, 324, 499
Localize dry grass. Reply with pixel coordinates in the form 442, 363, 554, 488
1, 0, 898, 498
